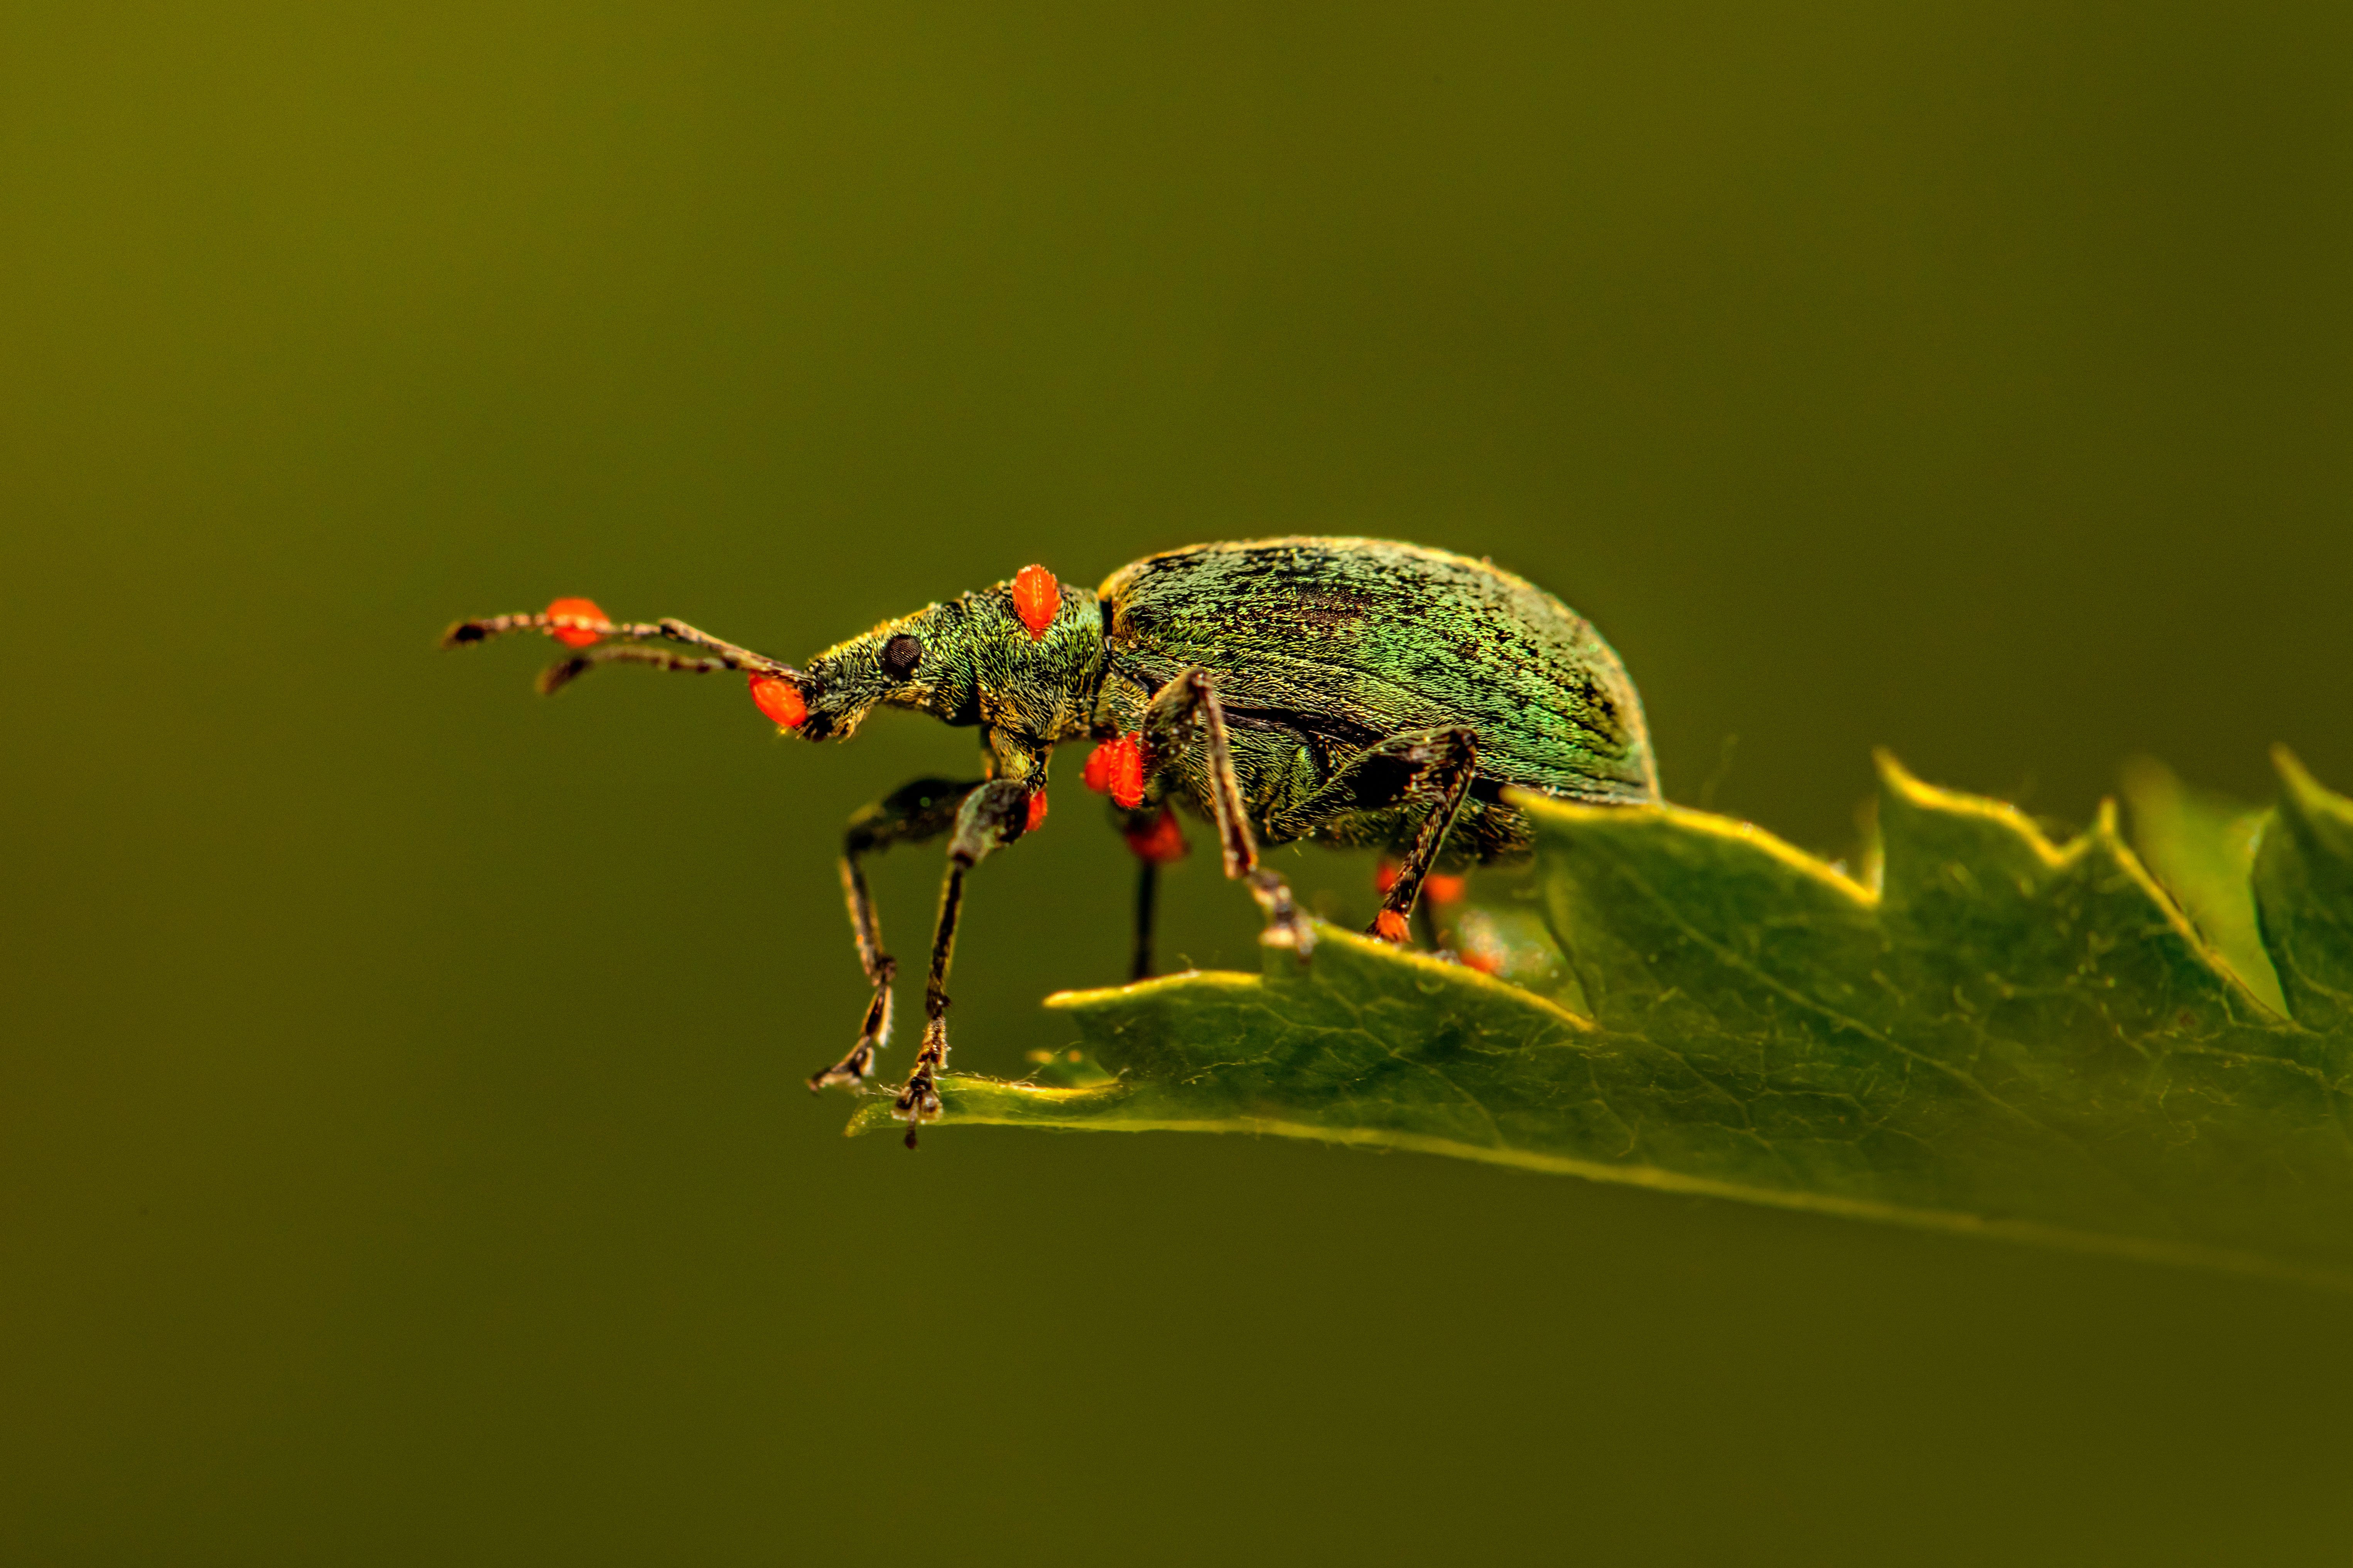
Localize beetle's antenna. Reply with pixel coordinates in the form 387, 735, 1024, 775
534, 644, 736, 694
442, 602, 805, 688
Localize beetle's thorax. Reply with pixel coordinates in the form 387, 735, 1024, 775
788, 573, 1107, 748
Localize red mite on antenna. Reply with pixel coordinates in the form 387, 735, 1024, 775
545, 597, 607, 650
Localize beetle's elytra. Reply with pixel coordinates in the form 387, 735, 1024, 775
447, 537, 1658, 1143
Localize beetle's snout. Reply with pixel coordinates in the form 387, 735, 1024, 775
790, 604, 977, 742
781, 649, 895, 742
761, 663, 868, 742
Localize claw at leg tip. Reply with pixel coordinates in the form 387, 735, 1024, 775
806, 1055, 873, 1095
1257, 918, 1316, 961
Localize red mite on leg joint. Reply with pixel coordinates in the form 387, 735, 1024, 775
1083, 735, 1148, 809
1122, 809, 1187, 864
1375, 862, 1465, 905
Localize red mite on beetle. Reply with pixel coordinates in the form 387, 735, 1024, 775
446, 538, 1658, 1144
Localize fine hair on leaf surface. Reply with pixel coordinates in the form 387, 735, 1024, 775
849, 750, 2353, 1290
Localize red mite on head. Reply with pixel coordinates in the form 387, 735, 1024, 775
445, 540, 1659, 1145
1011, 565, 1058, 640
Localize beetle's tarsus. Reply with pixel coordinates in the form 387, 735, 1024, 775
808, 950, 894, 1093
891, 1020, 950, 1145
1248, 868, 1316, 960
894, 1067, 943, 1123
807, 1040, 876, 1093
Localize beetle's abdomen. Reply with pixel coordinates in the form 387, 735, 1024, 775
1099, 538, 1658, 804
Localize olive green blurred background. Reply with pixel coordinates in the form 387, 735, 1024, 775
5, 2, 2351, 1563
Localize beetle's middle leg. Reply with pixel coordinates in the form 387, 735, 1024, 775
1133, 856, 1160, 982
808, 777, 984, 1094
1143, 668, 1312, 956
1113, 806, 1189, 980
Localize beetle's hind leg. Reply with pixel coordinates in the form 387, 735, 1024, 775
1364, 730, 1480, 944
1376, 861, 1465, 950
1298, 729, 1482, 946
1143, 669, 1312, 958
812, 777, 985, 1093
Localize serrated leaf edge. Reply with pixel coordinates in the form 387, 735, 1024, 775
836, 751, 2351, 1285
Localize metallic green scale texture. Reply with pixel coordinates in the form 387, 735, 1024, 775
1095, 538, 1657, 864
447, 536, 1656, 1141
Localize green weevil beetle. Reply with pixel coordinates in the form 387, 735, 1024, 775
446, 536, 1658, 1143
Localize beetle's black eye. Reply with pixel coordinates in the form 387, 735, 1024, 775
881, 634, 923, 678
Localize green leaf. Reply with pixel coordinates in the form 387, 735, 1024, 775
847, 752, 2353, 1287
2255, 748, 2353, 1037
2119, 756, 2285, 1015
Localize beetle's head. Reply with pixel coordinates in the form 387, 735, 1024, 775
442, 567, 1105, 747
786, 565, 1104, 743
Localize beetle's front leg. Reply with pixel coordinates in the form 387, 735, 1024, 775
893, 777, 1037, 1146
1145, 668, 1313, 958
808, 777, 985, 1093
